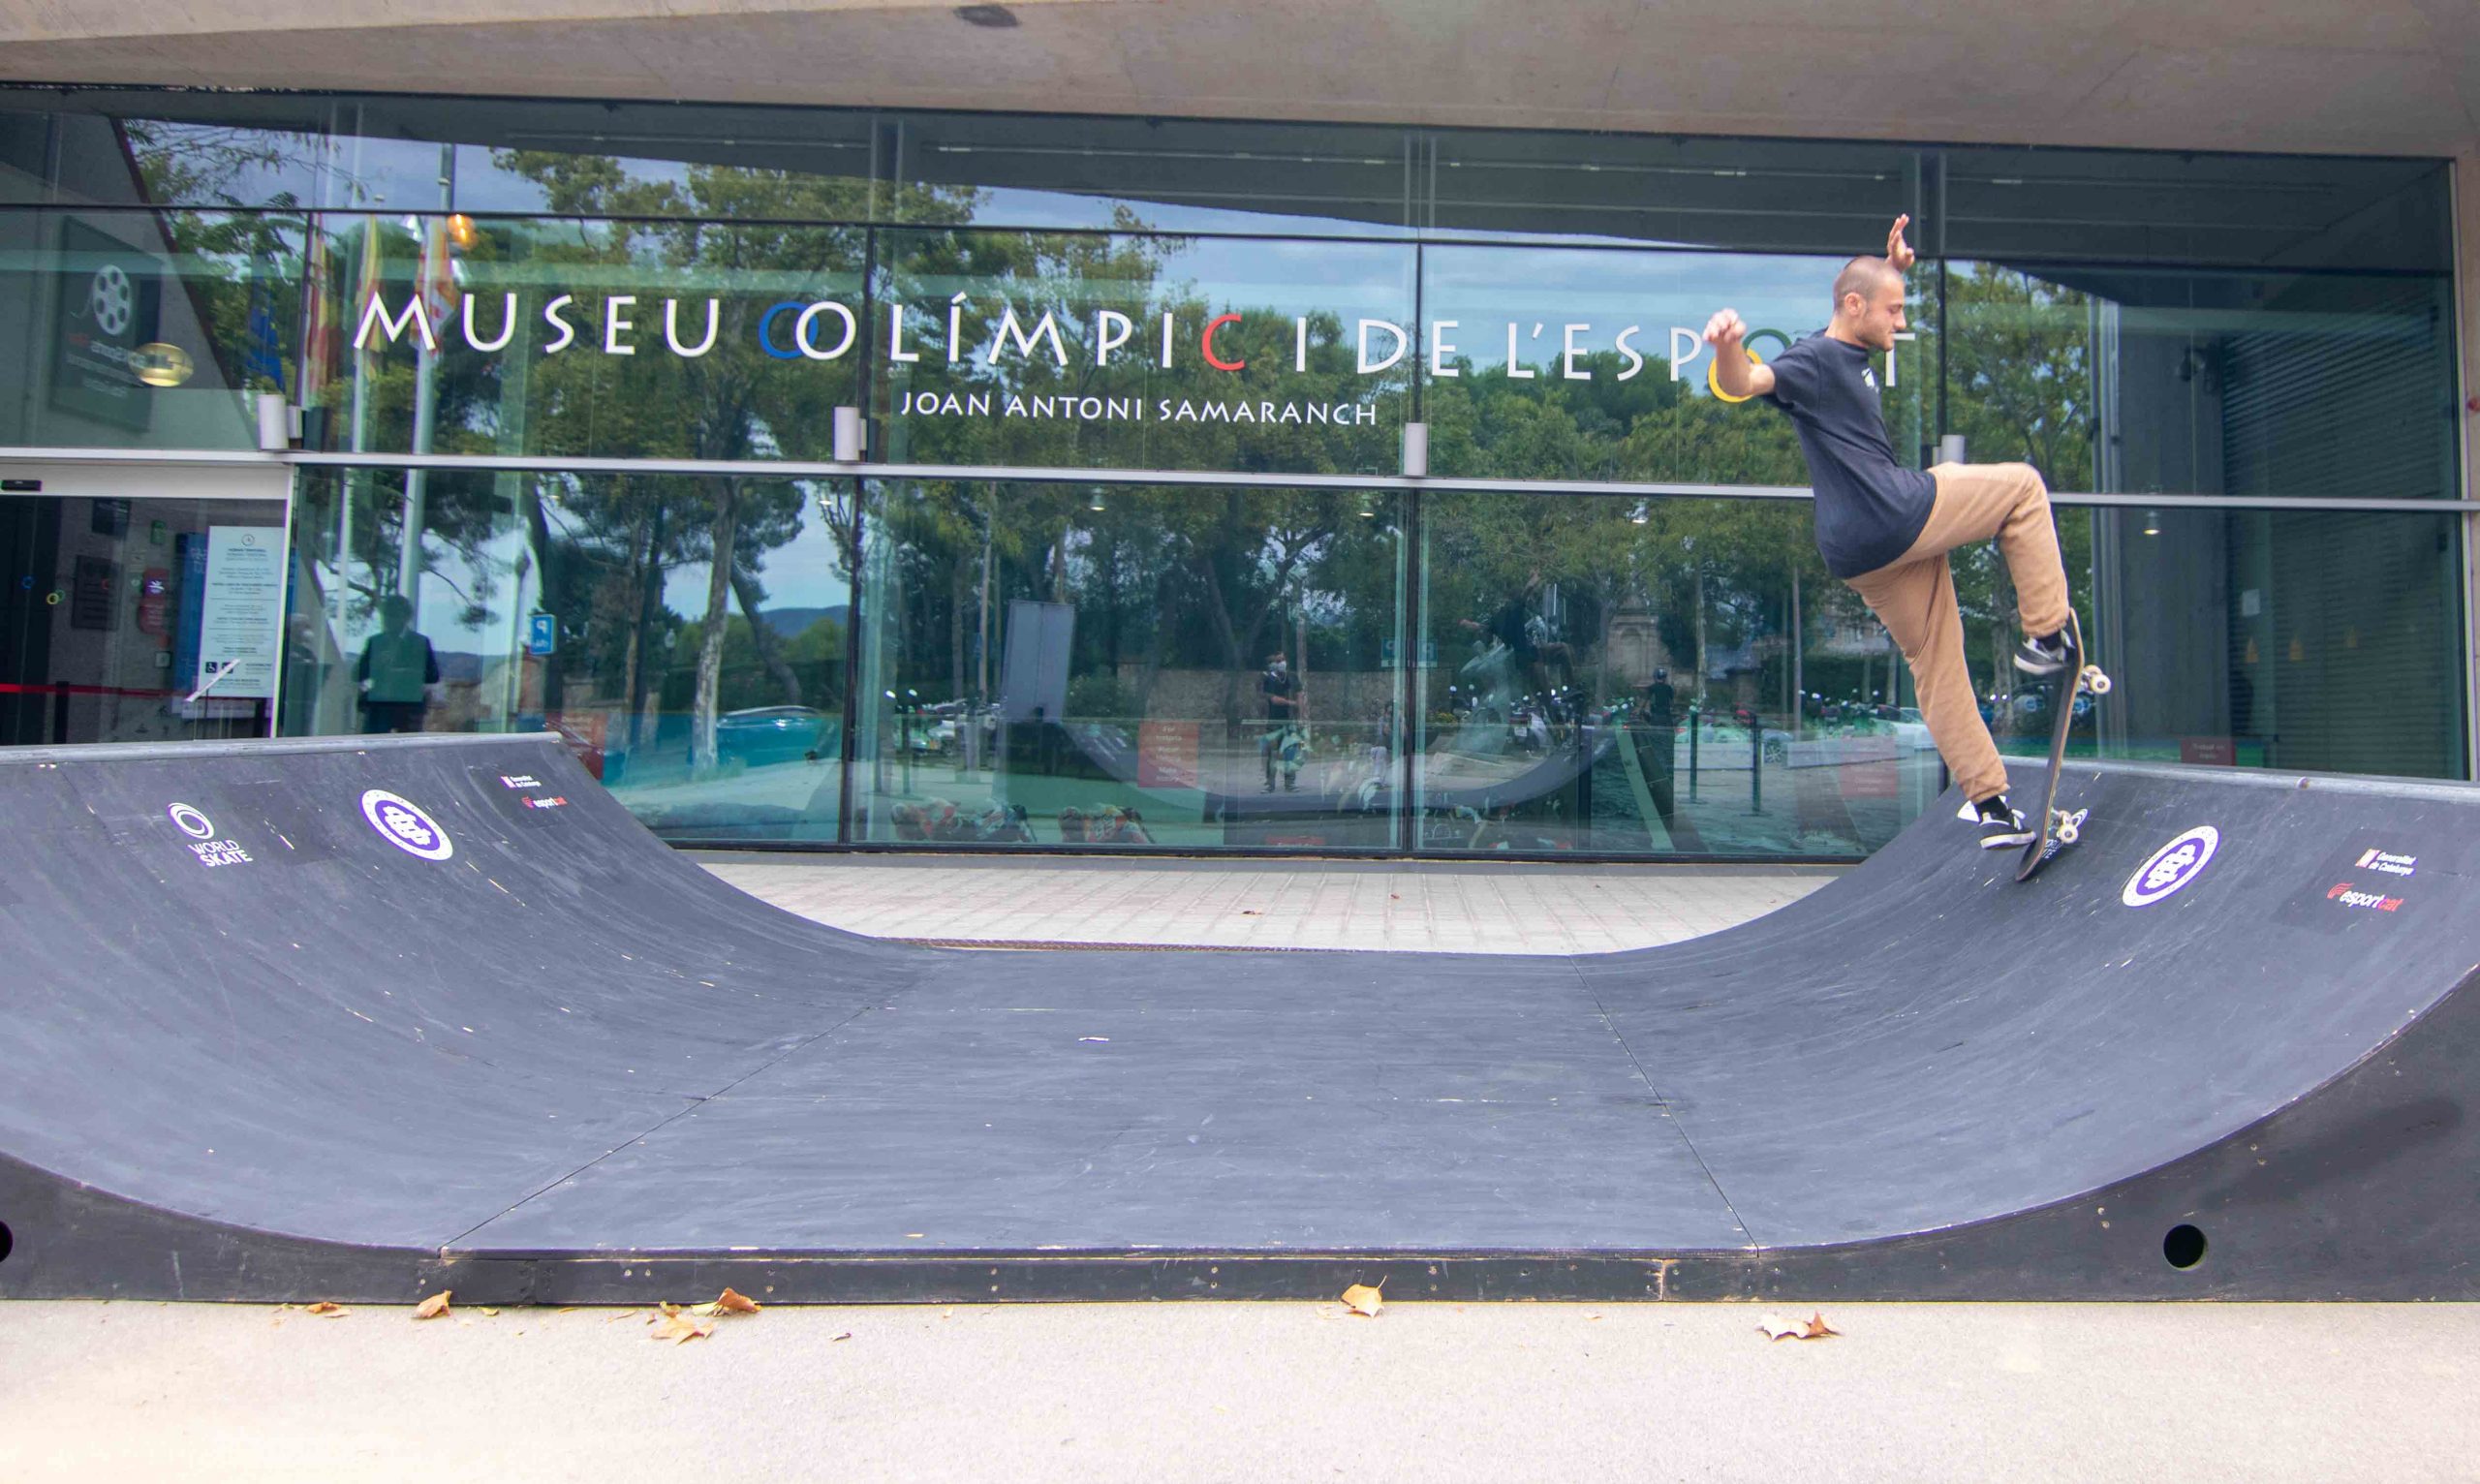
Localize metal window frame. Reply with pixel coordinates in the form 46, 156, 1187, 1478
9, 448, 2475, 513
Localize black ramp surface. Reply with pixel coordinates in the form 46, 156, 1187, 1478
2, 733, 2477, 1303
470, 950, 1751, 1254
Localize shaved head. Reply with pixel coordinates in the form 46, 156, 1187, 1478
1834, 255, 1904, 311
1827, 255, 1910, 352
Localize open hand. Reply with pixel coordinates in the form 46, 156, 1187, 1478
1885, 213, 1915, 271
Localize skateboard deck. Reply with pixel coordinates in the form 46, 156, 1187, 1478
2016, 611, 2110, 882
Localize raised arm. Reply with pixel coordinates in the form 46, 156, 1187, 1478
1702, 308, 1775, 400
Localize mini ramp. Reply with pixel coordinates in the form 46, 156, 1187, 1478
1, 733, 2476, 1304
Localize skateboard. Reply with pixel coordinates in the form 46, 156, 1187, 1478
2015, 610, 2112, 882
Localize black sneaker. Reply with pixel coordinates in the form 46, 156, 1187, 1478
2013, 630, 2072, 677
1962, 796, 2035, 850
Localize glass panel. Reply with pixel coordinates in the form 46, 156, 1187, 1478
876, 229, 1415, 475
858, 480, 1406, 850
1938, 148, 2451, 273
892, 113, 1410, 236
282, 467, 853, 841
437, 99, 880, 219
298, 211, 864, 462
1421, 244, 1931, 484
1, 486, 288, 746
1428, 133, 1914, 252
0, 101, 52, 204
1940, 262, 2458, 501
2081, 507, 2464, 779
0, 91, 341, 210
1417, 491, 1938, 858
0, 91, 882, 219
0, 209, 292, 451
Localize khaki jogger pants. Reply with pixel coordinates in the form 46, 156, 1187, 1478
1844, 462, 2073, 805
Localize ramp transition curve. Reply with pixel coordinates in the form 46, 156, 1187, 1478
1, 733, 2475, 1303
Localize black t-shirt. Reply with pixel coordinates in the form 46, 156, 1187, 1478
1260, 666, 1298, 722
1763, 332, 1935, 578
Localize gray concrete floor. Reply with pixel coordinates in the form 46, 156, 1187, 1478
3, 1299, 2474, 1482
699, 851, 1839, 952
9, 855, 2473, 1481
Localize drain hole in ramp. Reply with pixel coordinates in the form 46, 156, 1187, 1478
2163, 1224, 2206, 1269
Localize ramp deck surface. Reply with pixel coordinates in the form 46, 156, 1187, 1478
2, 733, 2475, 1302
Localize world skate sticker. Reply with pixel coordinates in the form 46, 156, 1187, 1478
166, 800, 254, 869
2123, 826, 2219, 908
360, 788, 454, 861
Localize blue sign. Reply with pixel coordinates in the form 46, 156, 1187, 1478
527, 612, 556, 656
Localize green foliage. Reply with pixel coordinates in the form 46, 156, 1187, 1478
1066, 670, 1132, 720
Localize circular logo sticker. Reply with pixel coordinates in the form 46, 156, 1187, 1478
88, 264, 133, 335
359, 788, 454, 861
167, 802, 215, 841
2124, 826, 2219, 908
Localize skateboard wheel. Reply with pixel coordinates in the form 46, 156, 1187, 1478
2058, 821, 2080, 846
2084, 669, 2113, 696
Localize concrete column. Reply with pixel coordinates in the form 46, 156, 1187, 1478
2461, 149, 2480, 777
2461, 150, 2478, 503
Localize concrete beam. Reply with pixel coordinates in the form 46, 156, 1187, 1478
1, 0, 2474, 159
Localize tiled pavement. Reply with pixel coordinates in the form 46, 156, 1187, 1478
699, 853, 1838, 954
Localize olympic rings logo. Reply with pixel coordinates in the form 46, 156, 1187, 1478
1708, 327, 1793, 404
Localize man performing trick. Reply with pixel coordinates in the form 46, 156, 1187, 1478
1703, 215, 2074, 850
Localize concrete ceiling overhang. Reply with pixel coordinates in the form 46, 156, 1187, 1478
3, 0, 2476, 158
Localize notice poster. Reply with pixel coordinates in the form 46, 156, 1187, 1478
197, 525, 285, 698
1137, 720, 1199, 788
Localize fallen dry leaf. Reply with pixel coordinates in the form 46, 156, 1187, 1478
479, 1307, 501, 1317
832, 1332, 853, 1343
1340, 1283, 1385, 1318
704, 1280, 759, 1319
413, 1290, 451, 1321
652, 1313, 714, 1345
1758, 1312, 1841, 1342
305, 1302, 349, 1318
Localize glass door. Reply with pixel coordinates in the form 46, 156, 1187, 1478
0, 462, 292, 748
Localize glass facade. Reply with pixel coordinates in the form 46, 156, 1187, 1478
0, 86, 2464, 857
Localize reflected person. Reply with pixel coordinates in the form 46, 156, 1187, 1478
1259, 650, 1301, 792
1636, 666, 1678, 827
356, 594, 440, 734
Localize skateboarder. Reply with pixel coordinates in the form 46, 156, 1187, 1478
1702, 215, 2075, 850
